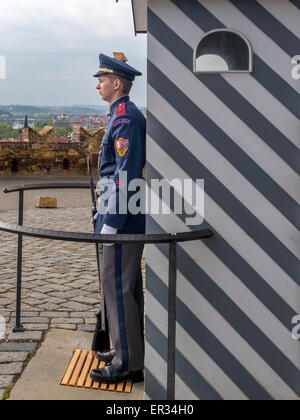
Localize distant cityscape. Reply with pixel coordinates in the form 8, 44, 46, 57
0, 104, 147, 143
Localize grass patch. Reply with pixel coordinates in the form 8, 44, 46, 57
2, 387, 12, 400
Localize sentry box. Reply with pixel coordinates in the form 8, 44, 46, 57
129, 0, 300, 401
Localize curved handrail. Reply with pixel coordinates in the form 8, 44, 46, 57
3, 182, 91, 194
0, 221, 213, 244
2, 182, 213, 243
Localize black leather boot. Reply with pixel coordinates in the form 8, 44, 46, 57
96, 349, 116, 363
90, 364, 144, 384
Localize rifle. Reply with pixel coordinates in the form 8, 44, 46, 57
87, 152, 110, 352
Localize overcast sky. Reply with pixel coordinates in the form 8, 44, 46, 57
0, 0, 147, 107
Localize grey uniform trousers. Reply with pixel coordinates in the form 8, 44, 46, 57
98, 242, 145, 372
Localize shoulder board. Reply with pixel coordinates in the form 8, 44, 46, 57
112, 118, 131, 128
116, 102, 127, 116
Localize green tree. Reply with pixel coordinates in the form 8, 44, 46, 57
55, 127, 70, 137
34, 119, 53, 130
34, 113, 53, 120
0, 122, 20, 138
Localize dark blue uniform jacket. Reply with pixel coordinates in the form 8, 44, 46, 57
95, 95, 146, 235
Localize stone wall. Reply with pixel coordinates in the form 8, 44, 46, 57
0, 125, 104, 177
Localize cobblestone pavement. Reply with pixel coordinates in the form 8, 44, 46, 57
0, 205, 146, 399
0, 176, 91, 212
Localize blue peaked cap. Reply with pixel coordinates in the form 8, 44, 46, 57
93, 54, 142, 81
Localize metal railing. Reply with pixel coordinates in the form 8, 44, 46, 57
0, 183, 214, 400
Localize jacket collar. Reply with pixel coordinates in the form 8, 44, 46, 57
108, 95, 129, 116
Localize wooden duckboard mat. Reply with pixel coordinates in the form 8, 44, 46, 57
60, 349, 132, 393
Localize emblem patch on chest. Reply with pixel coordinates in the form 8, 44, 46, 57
115, 138, 129, 157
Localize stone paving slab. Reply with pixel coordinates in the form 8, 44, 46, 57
0, 363, 23, 375
7, 331, 43, 342
77, 325, 96, 333
50, 318, 83, 325
11, 318, 49, 324
40, 312, 69, 318
0, 352, 29, 363
53, 324, 77, 331
0, 376, 14, 389
0, 343, 38, 352
22, 324, 49, 331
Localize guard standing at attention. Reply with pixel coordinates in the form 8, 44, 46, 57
90, 53, 146, 384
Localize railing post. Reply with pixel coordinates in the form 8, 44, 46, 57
167, 239, 177, 400
13, 190, 25, 333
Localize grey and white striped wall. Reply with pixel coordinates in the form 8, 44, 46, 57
130, 0, 300, 400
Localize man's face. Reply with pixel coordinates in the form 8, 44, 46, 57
96, 75, 116, 103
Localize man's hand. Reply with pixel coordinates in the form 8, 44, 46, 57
101, 224, 118, 246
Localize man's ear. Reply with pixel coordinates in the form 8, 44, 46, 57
114, 78, 122, 91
